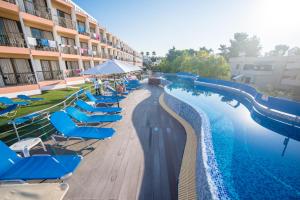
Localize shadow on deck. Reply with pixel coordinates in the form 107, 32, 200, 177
27, 84, 186, 200
132, 85, 186, 200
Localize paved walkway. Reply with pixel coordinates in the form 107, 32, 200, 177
35, 84, 186, 200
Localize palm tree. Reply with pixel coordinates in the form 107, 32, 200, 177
146, 52, 150, 57
152, 51, 156, 57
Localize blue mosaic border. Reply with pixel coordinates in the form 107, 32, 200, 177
164, 88, 230, 200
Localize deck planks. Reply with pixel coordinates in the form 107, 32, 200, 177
32, 84, 186, 200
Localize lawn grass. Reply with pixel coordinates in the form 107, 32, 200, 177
0, 83, 92, 125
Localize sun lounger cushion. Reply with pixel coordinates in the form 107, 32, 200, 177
75, 100, 122, 113
50, 111, 115, 139
0, 141, 82, 180
65, 106, 122, 123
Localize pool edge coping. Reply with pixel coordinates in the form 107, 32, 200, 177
159, 93, 198, 200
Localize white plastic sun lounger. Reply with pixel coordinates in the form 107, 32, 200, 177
0, 183, 69, 200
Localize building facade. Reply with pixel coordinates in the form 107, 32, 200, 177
0, 0, 143, 97
230, 56, 300, 98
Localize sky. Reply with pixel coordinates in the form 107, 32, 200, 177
73, 0, 300, 56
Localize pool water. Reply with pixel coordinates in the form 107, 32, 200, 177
166, 78, 300, 200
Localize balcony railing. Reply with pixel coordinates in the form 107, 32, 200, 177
65, 69, 81, 77
80, 48, 92, 56
56, 16, 76, 30
90, 32, 100, 40
0, 72, 36, 87
22, 0, 52, 20
3, 0, 16, 4
61, 46, 79, 55
36, 70, 63, 81
101, 53, 108, 59
92, 51, 101, 57
0, 32, 26, 47
31, 38, 58, 51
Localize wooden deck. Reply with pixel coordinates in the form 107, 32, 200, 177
34, 84, 186, 200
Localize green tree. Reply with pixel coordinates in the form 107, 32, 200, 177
218, 44, 229, 60
228, 32, 262, 57
158, 48, 230, 79
268, 44, 289, 56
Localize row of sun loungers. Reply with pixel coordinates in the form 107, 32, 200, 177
0, 80, 141, 173
0, 86, 142, 199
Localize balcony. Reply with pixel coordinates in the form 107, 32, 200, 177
101, 38, 107, 44
92, 51, 101, 58
0, 0, 19, 16
101, 53, 108, 59
0, 32, 26, 47
36, 70, 63, 81
90, 33, 100, 40
22, 0, 52, 20
0, 72, 36, 87
80, 48, 92, 57
56, 16, 76, 30
61, 46, 78, 55
107, 41, 113, 46
28, 38, 58, 52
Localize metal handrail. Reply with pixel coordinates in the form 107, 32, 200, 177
0, 85, 93, 145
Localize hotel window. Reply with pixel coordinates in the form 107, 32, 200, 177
30, 28, 56, 50
65, 61, 79, 70
23, 0, 51, 20
83, 61, 90, 70
90, 27, 95, 34
57, 10, 73, 29
38, 60, 60, 81
0, 17, 25, 47
61, 36, 76, 54
65, 61, 80, 77
61, 36, 75, 46
31, 28, 53, 40
80, 42, 89, 56
77, 21, 86, 34
0, 58, 35, 86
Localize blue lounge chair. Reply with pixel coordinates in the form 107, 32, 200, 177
107, 86, 129, 96
11, 113, 40, 125
50, 111, 115, 140
0, 97, 29, 106
0, 141, 82, 181
17, 95, 43, 102
65, 106, 122, 123
85, 91, 120, 104
85, 90, 124, 100
75, 100, 122, 114
0, 104, 17, 117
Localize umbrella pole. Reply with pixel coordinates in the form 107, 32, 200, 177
114, 74, 120, 108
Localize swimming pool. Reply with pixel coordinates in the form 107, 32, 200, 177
165, 77, 300, 200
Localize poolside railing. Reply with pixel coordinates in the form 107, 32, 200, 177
0, 85, 93, 145
195, 77, 300, 118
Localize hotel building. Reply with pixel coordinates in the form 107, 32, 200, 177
0, 0, 143, 97
230, 56, 300, 99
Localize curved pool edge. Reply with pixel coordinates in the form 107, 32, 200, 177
163, 87, 229, 200
159, 93, 197, 200
194, 81, 300, 126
